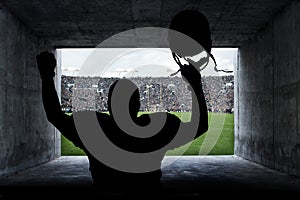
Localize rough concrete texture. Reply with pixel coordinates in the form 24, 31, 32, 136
236, 1, 300, 176
0, 156, 300, 199
1, 0, 292, 47
0, 4, 60, 177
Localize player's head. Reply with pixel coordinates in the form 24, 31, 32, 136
108, 79, 140, 116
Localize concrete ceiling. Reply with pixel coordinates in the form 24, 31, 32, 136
1, 0, 292, 47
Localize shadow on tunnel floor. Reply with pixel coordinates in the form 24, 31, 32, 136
0, 185, 299, 200
1, 156, 300, 199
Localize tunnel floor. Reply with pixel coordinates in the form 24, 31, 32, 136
1, 155, 300, 199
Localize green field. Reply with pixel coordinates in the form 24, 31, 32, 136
61, 112, 234, 156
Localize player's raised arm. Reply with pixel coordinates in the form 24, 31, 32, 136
181, 63, 208, 138
36, 51, 77, 140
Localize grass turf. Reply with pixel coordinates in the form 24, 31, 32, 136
61, 112, 234, 156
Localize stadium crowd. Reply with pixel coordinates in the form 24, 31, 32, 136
61, 75, 234, 113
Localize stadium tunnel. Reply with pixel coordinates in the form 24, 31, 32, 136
1, 0, 300, 196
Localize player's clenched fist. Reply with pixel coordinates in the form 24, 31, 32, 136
36, 51, 56, 79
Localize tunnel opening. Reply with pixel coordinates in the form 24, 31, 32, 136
57, 47, 238, 157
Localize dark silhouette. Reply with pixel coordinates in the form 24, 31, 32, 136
36, 10, 210, 194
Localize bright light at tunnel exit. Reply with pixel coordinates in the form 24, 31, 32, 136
58, 48, 238, 77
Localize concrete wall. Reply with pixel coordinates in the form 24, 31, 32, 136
236, 0, 300, 176
0, 4, 60, 176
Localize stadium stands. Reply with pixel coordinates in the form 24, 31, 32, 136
61, 75, 234, 113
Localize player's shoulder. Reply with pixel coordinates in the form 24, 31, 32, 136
147, 112, 181, 121
72, 110, 109, 120
95, 111, 110, 121
166, 112, 181, 121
